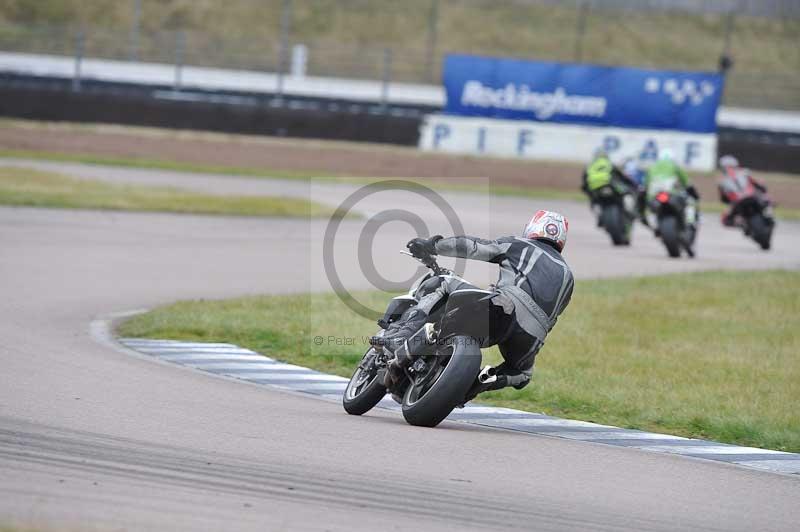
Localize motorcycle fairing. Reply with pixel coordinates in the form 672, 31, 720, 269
439, 288, 496, 342
378, 295, 417, 330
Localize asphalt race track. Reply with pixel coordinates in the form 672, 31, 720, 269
1, 161, 799, 531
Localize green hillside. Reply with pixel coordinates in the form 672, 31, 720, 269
0, 0, 797, 107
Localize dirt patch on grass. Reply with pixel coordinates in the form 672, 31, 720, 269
1, 121, 799, 208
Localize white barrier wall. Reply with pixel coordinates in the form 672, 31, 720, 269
419, 114, 717, 171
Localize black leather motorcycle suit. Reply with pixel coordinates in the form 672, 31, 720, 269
386, 235, 574, 391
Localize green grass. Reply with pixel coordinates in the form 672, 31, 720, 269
118, 270, 800, 452
0, 2, 797, 107
0, 166, 344, 218
0, 147, 588, 200
0, 148, 345, 182
4, 147, 800, 221
1, 0, 797, 78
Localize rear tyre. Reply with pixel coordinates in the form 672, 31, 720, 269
401, 336, 482, 427
659, 216, 681, 258
749, 214, 772, 251
683, 225, 697, 258
343, 347, 387, 416
602, 204, 629, 246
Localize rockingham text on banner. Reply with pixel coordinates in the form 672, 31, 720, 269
443, 54, 724, 133
423, 54, 723, 170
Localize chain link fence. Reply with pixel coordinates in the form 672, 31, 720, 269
0, 0, 797, 109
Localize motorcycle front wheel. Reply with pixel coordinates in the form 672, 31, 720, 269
343, 347, 387, 416
401, 335, 482, 428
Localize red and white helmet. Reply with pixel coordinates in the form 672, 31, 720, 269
523, 210, 569, 252
718, 155, 739, 170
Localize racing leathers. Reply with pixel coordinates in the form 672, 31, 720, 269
640, 159, 700, 227
718, 166, 769, 227
582, 156, 639, 223
581, 156, 638, 200
380, 235, 574, 399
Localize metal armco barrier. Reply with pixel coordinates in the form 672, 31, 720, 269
0, 75, 796, 174
0, 80, 421, 146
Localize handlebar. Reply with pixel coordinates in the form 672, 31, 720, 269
400, 250, 449, 276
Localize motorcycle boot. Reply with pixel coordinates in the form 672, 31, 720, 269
381, 319, 437, 389
591, 202, 603, 227
370, 308, 428, 350
622, 193, 637, 218
460, 364, 532, 405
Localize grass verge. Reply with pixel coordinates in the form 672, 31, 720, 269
3, 1, 797, 80
118, 270, 800, 452
3, 148, 800, 220
0, 166, 344, 218
0, 147, 583, 196
0, 148, 343, 182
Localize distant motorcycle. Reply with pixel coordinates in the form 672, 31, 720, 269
647, 181, 698, 258
726, 185, 775, 251
593, 183, 637, 246
343, 252, 484, 427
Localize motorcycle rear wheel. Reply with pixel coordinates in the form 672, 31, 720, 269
343, 347, 387, 416
749, 214, 772, 251
602, 204, 630, 246
401, 335, 482, 428
659, 216, 682, 258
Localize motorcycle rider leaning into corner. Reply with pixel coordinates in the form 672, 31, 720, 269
638, 148, 701, 229
581, 149, 639, 224
371, 210, 574, 403
717, 154, 769, 227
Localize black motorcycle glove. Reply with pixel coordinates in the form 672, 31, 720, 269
407, 235, 442, 259
686, 185, 700, 200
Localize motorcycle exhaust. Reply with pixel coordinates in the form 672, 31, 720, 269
478, 365, 497, 384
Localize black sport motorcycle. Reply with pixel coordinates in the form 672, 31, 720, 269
593, 183, 637, 246
343, 252, 488, 427
648, 185, 698, 258
728, 192, 775, 251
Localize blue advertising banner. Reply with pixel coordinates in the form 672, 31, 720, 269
443, 54, 723, 133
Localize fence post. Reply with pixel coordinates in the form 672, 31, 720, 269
381, 47, 393, 113
72, 30, 84, 92
290, 44, 308, 77
275, 0, 292, 105
425, 0, 439, 82
574, 1, 589, 63
174, 31, 185, 91
722, 10, 736, 57
130, 0, 141, 61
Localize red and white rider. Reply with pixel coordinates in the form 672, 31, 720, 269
717, 155, 769, 227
